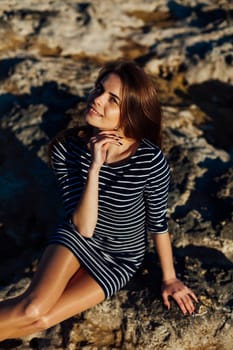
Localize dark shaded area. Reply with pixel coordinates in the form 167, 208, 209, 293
171, 156, 233, 225
174, 245, 233, 268
226, 299, 233, 308
0, 230, 21, 261
188, 80, 233, 150
61, 317, 78, 349
2, 9, 58, 35
0, 77, 83, 139
168, 0, 193, 20
176, 79, 233, 151
136, 1, 233, 66
168, 0, 233, 26
0, 339, 23, 349
124, 252, 162, 298
123, 244, 233, 318
0, 58, 27, 80
186, 34, 233, 59
0, 60, 84, 288
75, 2, 91, 26
0, 129, 64, 285
29, 337, 51, 349
171, 79, 233, 228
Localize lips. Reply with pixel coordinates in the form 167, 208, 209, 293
88, 104, 102, 117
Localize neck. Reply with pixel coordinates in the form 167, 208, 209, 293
105, 136, 139, 164
92, 127, 124, 137
90, 127, 139, 164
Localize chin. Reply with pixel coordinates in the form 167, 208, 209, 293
85, 114, 98, 127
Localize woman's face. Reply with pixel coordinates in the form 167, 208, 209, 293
85, 73, 122, 131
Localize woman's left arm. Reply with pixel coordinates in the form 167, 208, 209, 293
152, 232, 198, 315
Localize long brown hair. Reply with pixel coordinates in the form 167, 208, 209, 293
95, 60, 162, 147
48, 60, 163, 163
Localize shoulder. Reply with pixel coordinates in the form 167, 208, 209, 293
50, 125, 91, 148
140, 139, 170, 175
140, 139, 167, 161
48, 126, 91, 161
53, 126, 91, 145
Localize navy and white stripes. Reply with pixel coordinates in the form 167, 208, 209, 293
48, 135, 170, 298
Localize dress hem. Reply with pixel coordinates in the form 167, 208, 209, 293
46, 240, 109, 299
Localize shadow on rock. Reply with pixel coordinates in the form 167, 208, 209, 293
171, 158, 233, 226
0, 57, 28, 80
0, 79, 82, 139
174, 244, 233, 268
168, 0, 233, 26
179, 79, 233, 151
0, 339, 23, 350
0, 129, 64, 285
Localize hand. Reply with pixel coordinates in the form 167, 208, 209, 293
89, 131, 122, 168
161, 278, 198, 315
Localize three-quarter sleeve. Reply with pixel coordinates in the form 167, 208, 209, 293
50, 139, 85, 217
144, 149, 170, 234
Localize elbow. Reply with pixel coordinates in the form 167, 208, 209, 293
80, 229, 94, 238
72, 216, 95, 238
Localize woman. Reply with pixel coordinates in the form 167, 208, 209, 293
0, 60, 198, 340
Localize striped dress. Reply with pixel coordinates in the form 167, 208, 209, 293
48, 133, 170, 298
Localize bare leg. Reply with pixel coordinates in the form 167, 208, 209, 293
0, 244, 82, 340
6, 267, 105, 339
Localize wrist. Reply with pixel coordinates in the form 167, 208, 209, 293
89, 163, 101, 174
162, 268, 176, 281
162, 277, 179, 284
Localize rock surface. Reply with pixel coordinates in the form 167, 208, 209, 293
0, 0, 232, 349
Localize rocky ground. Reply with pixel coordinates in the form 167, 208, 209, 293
0, 0, 232, 349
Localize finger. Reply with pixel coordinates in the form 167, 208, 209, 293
176, 293, 196, 315
188, 290, 199, 303
162, 291, 171, 310
97, 131, 122, 139
175, 285, 198, 303
90, 136, 97, 143
94, 135, 122, 145
98, 130, 121, 135
100, 139, 122, 147
182, 288, 198, 305
181, 295, 195, 315
92, 137, 122, 148
174, 296, 188, 315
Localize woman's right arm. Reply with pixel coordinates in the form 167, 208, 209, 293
72, 163, 100, 238
72, 131, 121, 238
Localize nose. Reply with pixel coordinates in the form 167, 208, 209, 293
93, 92, 105, 106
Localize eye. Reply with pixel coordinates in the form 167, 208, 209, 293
109, 96, 118, 104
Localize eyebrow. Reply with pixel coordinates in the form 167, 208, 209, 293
109, 91, 121, 103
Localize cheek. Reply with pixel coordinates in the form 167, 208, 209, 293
108, 106, 119, 117
110, 111, 121, 126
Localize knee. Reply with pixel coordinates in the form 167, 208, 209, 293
32, 315, 50, 333
23, 298, 45, 322
24, 302, 40, 320
23, 300, 51, 331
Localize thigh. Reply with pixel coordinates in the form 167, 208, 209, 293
14, 268, 106, 337
44, 267, 106, 328
24, 244, 81, 310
